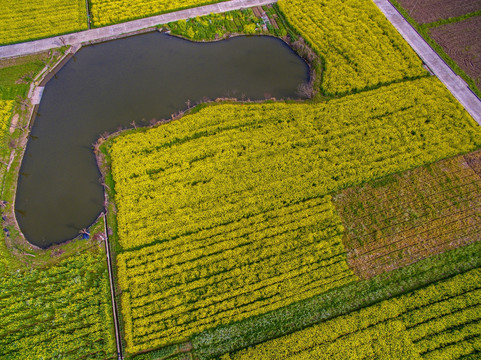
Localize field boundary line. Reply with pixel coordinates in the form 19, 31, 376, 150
0, 0, 277, 59
85, 0, 91, 29
373, 0, 481, 125
103, 212, 124, 360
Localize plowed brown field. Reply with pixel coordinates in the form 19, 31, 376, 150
430, 16, 481, 90
395, 0, 481, 23
333, 150, 481, 279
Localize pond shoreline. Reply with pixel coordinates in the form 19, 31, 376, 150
9, 29, 315, 251
4, 48, 79, 252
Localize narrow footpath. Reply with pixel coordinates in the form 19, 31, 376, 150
0, 0, 276, 59
103, 212, 124, 360
373, 0, 481, 125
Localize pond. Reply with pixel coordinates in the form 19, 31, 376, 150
15, 32, 310, 248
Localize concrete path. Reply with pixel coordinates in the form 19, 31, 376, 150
30, 87, 44, 105
373, 0, 481, 125
103, 212, 124, 360
0, 0, 276, 59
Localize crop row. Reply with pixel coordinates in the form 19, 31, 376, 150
110, 77, 481, 251
333, 151, 481, 278
277, 0, 426, 95
223, 267, 481, 359
0, 251, 115, 359
0, 0, 87, 45
118, 196, 356, 353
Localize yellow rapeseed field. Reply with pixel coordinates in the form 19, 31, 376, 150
0, 0, 87, 45
279, 0, 426, 94
109, 77, 481, 353
90, 0, 227, 27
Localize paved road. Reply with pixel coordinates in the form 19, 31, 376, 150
373, 0, 481, 125
0, 0, 276, 59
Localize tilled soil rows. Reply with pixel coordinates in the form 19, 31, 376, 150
395, 0, 481, 23
333, 150, 481, 279
430, 15, 481, 90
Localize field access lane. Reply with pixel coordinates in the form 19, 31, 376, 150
0, 0, 276, 59
373, 0, 481, 125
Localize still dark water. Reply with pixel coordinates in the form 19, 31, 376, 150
15, 32, 309, 248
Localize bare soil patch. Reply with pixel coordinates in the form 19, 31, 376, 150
395, 0, 481, 24
430, 15, 481, 90
9, 114, 19, 134
333, 150, 481, 279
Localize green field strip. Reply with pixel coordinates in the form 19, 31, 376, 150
423, 10, 481, 29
